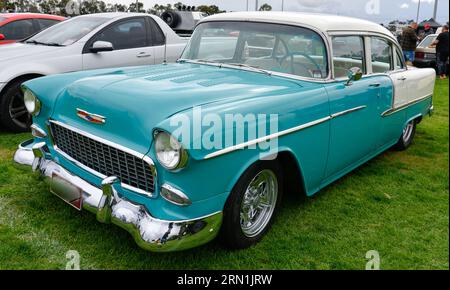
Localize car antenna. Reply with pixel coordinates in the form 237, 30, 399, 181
163, 33, 168, 65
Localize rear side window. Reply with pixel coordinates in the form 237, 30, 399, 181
0, 19, 35, 40
148, 17, 165, 46
92, 18, 147, 50
332, 36, 365, 78
37, 19, 60, 30
371, 37, 393, 73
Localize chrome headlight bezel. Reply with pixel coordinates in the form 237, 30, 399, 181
154, 131, 188, 171
23, 88, 41, 116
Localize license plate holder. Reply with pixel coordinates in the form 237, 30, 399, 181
50, 172, 83, 210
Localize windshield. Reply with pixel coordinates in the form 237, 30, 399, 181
26, 16, 110, 46
418, 35, 437, 48
181, 21, 328, 79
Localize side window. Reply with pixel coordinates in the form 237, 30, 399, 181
0, 19, 35, 40
332, 36, 365, 78
371, 37, 393, 73
148, 18, 165, 46
394, 48, 405, 70
37, 19, 60, 30
93, 18, 147, 50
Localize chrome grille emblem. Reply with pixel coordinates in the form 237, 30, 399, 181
76, 108, 106, 124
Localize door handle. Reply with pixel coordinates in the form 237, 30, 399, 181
397, 77, 407, 81
369, 83, 381, 87
137, 52, 151, 58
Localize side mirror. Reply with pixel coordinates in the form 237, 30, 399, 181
346, 67, 363, 86
0, 34, 5, 41
90, 41, 114, 53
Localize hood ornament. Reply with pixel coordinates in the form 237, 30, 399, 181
76, 108, 106, 124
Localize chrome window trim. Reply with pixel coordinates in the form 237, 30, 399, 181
204, 106, 366, 160
48, 119, 157, 197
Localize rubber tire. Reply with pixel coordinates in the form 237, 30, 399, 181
0, 79, 32, 133
219, 160, 283, 249
393, 120, 417, 151
161, 11, 180, 28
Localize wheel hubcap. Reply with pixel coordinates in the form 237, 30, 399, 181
8, 89, 30, 129
240, 169, 278, 238
403, 121, 414, 143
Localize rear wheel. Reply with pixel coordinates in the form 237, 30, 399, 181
0, 79, 33, 132
220, 161, 283, 249
393, 120, 417, 150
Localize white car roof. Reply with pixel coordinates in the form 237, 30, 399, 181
72, 12, 148, 20
202, 11, 394, 38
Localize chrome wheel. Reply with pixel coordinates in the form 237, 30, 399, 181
403, 121, 414, 143
240, 169, 278, 238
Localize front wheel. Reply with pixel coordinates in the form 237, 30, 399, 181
220, 161, 283, 249
393, 120, 417, 151
0, 79, 32, 132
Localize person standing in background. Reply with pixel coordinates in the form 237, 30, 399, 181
430, 25, 449, 80
401, 22, 419, 66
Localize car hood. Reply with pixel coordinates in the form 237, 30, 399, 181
0, 42, 62, 62
51, 63, 304, 155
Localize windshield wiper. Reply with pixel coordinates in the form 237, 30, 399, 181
226, 63, 272, 76
44, 42, 65, 47
25, 40, 64, 46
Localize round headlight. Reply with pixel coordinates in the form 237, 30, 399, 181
23, 89, 41, 116
155, 131, 187, 170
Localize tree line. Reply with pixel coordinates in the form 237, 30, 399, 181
0, 1, 238, 16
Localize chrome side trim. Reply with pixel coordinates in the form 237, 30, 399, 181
381, 94, 432, 117
48, 120, 157, 197
331, 105, 367, 119
204, 116, 331, 160
204, 105, 367, 160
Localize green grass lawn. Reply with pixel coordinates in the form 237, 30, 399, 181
0, 80, 448, 270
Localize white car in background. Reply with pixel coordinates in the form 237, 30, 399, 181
0, 13, 187, 132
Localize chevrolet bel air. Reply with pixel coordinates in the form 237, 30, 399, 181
14, 12, 435, 252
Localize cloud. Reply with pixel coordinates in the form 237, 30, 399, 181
287, 0, 341, 13
400, 3, 409, 9
295, 0, 331, 8
411, 0, 435, 4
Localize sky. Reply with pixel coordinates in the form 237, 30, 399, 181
102, 0, 449, 24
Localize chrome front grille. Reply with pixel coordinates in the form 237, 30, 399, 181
50, 121, 155, 194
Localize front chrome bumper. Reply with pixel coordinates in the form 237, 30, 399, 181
14, 140, 222, 252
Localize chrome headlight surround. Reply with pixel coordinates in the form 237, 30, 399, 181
154, 131, 188, 171
23, 87, 41, 116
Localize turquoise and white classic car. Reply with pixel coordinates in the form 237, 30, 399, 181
14, 12, 436, 252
